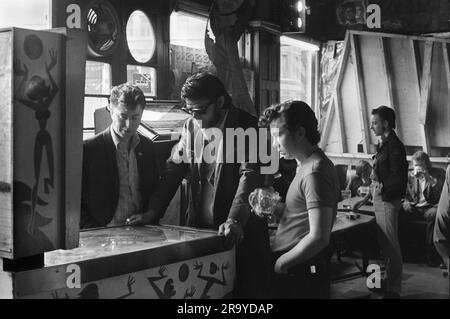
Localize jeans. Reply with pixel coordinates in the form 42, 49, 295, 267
269, 250, 330, 299
373, 182, 403, 294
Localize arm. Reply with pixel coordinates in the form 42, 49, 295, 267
275, 206, 334, 273
352, 192, 372, 212
79, 144, 98, 229
218, 140, 263, 248
228, 161, 261, 226
426, 168, 446, 205
144, 123, 192, 222
404, 173, 415, 203
381, 145, 407, 194
13, 60, 39, 111
44, 49, 58, 103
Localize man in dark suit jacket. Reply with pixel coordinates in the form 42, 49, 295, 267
139, 73, 270, 298
80, 84, 159, 229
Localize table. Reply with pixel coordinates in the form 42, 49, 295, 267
338, 197, 375, 216
331, 212, 376, 281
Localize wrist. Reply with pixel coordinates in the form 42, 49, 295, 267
278, 253, 291, 273
226, 218, 240, 225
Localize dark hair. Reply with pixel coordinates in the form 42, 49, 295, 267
259, 100, 321, 145
342, 2, 355, 10
355, 160, 372, 177
411, 151, 432, 171
181, 72, 231, 108
371, 105, 396, 130
110, 83, 146, 111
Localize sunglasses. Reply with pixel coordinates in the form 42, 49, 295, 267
181, 101, 213, 115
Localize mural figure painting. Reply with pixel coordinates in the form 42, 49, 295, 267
14, 35, 58, 235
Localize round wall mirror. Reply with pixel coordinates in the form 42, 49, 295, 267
126, 10, 156, 63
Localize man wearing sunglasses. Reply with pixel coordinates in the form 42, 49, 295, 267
138, 72, 270, 298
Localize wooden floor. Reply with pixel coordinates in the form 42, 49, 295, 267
330, 255, 449, 299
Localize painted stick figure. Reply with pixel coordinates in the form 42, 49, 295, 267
193, 261, 228, 299
15, 48, 58, 235
147, 266, 177, 299
51, 275, 135, 299
183, 286, 196, 299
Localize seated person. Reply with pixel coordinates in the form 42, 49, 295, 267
346, 160, 372, 197
80, 84, 159, 229
260, 100, 339, 298
434, 165, 450, 271
401, 151, 445, 266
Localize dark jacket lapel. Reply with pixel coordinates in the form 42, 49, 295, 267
101, 128, 119, 192
213, 107, 239, 199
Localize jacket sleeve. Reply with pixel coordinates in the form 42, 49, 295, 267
227, 161, 261, 227
147, 122, 190, 218
404, 173, 415, 203
227, 115, 263, 227
80, 143, 99, 229
428, 168, 447, 205
381, 144, 407, 196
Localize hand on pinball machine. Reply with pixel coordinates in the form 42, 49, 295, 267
126, 210, 159, 226
218, 219, 244, 249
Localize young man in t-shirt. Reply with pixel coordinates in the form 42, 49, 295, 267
259, 100, 340, 298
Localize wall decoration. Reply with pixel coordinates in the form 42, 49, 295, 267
15, 40, 58, 235
336, 0, 367, 26
86, 0, 121, 57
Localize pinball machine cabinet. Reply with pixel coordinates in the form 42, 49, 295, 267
0, 27, 87, 260
0, 224, 235, 299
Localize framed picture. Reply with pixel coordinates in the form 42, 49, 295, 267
336, 0, 367, 26
324, 41, 336, 59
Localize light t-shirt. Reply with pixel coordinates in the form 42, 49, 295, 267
272, 147, 339, 253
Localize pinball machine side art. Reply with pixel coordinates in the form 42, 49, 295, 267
0, 27, 74, 259
22, 250, 235, 299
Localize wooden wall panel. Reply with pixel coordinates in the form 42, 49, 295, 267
429, 43, 450, 147
358, 36, 391, 145
386, 37, 422, 146
323, 103, 342, 153
323, 31, 450, 159
340, 50, 362, 154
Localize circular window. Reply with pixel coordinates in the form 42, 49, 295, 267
86, 0, 122, 57
126, 10, 156, 63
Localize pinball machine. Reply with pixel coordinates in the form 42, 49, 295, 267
0, 26, 235, 299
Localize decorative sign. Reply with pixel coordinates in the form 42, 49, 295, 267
336, 0, 367, 26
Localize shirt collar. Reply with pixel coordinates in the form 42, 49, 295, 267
110, 126, 140, 151
199, 109, 229, 142
378, 131, 396, 150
